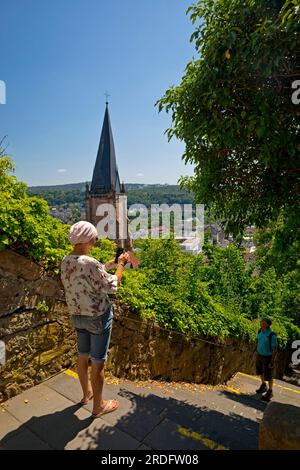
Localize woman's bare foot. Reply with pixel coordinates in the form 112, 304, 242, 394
79, 390, 93, 405
92, 399, 119, 418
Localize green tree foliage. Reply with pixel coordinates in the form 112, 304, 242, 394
254, 207, 300, 276
200, 244, 252, 315
119, 239, 258, 343
119, 239, 300, 347
89, 239, 117, 265
252, 209, 300, 326
126, 185, 195, 206
28, 183, 196, 210
158, 0, 300, 235
0, 156, 70, 269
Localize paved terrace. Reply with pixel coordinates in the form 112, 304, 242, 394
1, 370, 299, 450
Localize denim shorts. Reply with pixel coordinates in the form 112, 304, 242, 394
71, 307, 114, 363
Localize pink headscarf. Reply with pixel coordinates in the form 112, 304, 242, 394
68, 221, 98, 245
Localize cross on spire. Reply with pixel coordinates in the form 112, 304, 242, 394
105, 91, 110, 106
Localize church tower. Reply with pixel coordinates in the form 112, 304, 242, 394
85, 103, 128, 246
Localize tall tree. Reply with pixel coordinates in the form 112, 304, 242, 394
158, 0, 300, 235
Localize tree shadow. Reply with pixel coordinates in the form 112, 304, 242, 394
75, 387, 260, 450
1, 404, 93, 450
2, 388, 261, 450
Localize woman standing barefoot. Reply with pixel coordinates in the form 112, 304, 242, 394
61, 221, 129, 418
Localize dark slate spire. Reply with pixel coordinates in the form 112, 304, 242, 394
90, 104, 121, 195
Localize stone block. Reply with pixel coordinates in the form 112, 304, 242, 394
259, 402, 300, 450
0, 249, 44, 281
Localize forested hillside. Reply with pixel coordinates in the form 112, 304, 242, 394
28, 182, 195, 207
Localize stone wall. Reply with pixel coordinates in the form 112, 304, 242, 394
0, 249, 291, 402
107, 305, 290, 384
0, 250, 76, 401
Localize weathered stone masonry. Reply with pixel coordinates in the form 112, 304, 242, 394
108, 304, 290, 384
0, 250, 76, 401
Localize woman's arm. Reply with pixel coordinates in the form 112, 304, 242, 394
105, 259, 117, 270
89, 253, 130, 295
114, 253, 130, 283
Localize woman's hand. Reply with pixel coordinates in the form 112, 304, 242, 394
115, 252, 130, 284
118, 252, 130, 266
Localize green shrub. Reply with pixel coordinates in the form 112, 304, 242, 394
0, 158, 71, 270
89, 240, 117, 264
117, 239, 300, 347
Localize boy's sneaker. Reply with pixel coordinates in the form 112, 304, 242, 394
256, 383, 268, 394
262, 389, 273, 402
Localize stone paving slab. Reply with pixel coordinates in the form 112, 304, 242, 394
2, 427, 52, 450
228, 372, 300, 406
97, 394, 163, 442
0, 410, 25, 442
115, 378, 220, 409
46, 373, 165, 442
195, 408, 259, 450
65, 415, 140, 450
214, 389, 267, 416
143, 417, 208, 450
1, 383, 74, 423
0, 370, 299, 450
24, 404, 92, 450
45, 372, 84, 404
137, 443, 152, 450
231, 372, 300, 393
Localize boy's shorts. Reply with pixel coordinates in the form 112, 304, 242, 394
256, 353, 273, 381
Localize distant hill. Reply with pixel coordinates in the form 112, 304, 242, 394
28, 182, 148, 192
28, 182, 195, 207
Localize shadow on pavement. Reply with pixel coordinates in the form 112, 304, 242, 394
2, 404, 92, 450
77, 388, 260, 450
218, 390, 267, 412
2, 389, 261, 450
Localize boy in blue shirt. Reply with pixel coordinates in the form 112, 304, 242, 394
255, 317, 278, 401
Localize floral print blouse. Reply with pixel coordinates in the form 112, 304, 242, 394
61, 255, 118, 317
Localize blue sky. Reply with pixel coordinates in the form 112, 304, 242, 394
0, 0, 196, 186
